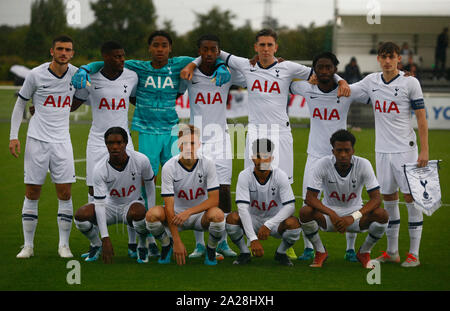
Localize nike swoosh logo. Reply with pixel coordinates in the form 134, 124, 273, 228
95, 87, 103, 89
328, 181, 336, 183
106, 180, 114, 183
250, 69, 257, 72
192, 81, 199, 84
42, 85, 50, 88
174, 179, 182, 182
310, 96, 318, 99
372, 89, 379, 92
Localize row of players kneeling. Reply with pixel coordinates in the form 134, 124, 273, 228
75, 126, 387, 269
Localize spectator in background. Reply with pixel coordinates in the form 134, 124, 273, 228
405, 53, 421, 83
400, 42, 412, 66
434, 27, 448, 80
344, 57, 362, 83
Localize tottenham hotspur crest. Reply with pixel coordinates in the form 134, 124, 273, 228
198, 173, 203, 183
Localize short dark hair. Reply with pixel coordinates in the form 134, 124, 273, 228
197, 34, 220, 48
104, 127, 128, 144
148, 30, 172, 46
101, 41, 123, 55
52, 35, 73, 47
252, 138, 274, 156
330, 129, 356, 148
378, 42, 400, 56
255, 29, 277, 42
312, 51, 339, 69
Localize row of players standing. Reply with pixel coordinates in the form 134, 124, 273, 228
9, 29, 429, 268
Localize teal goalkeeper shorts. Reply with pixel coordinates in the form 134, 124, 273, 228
138, 132, 179, 176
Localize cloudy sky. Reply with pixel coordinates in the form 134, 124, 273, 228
0, 0, 449, 34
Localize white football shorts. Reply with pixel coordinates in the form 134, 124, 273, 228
247, 216, 282, 239
103, 199, 144, 226
172, 209, 205, 231
375, 150, 418, 195
302, 154, 323, 200
321, 206, 366, 233
199, 133, 232, 185
24, 136, 75, 185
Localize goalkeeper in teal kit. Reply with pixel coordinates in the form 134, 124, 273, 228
72, 31, 230, 259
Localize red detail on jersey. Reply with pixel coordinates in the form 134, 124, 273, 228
195, 92, 223, 105
288, 94, 295, 107
374, 100, 400, 114
329, 191, 357, 202
300, 96, 306, 107
109, 185, 136, 197
251, 200, 278, 211
98, 98, 127, 110
251, 80, 281, 94
43, 95, 71, 108
178, 187, 206, 200
176, 95, 189, 108
312, 108, 340, 120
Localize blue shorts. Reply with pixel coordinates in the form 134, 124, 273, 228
138, 132, 179, 176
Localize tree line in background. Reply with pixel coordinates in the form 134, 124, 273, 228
0, 0, 332, 81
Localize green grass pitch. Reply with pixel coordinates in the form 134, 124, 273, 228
0, 89, 449, 291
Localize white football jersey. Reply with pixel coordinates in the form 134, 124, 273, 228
235, 166, 296, 219
221, 51, 312, 132
18, 62, 78, 143
307, 155, 380, 214
74, 69, 138, 146
290, 81, 369, 157
161, 155, 220, 213
181, 67, 246, 143
354, 73, 424, 153
93, 150, 154, 206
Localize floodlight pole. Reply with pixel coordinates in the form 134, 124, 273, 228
332, 0, 338, 54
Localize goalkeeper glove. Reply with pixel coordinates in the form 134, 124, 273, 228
212, 64, 231, 87
71, 65, 91, 89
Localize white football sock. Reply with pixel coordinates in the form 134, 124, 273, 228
132, 219, 148, 248
360, 221, 388, 253
57, 198, 73, 247
346, 232, 357, 251
74, 219, 101, 247
384, 200, 400, 254
302, 230, 314, 249
208, 220, 225, 249
226, 223, 250, 253
301, 220, 325, 253
219, 213, 230, 244
127, 225, 136, 244
22, 197, 38, 248
194, 230, 205, 246
87, 193, 94, 204
146, 220, 170, 247
407, 202, 423, 256
277, 228, 301, 254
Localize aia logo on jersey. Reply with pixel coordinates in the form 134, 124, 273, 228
251, 80, 281, 94
251, 200, 278, 211
329, 191, 357, 202
312, 108, 340, 120
98, 98, 126, 110
144, 76, 174, 89
178, 187, 206, 200
110, 185, 136, 197
43, 95, 71, 108
195, 92, 223, 105
374, 100, 400, 114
